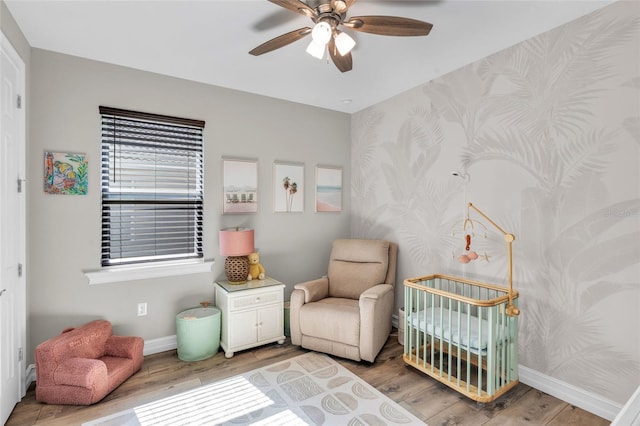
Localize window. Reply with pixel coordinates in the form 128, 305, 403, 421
100, 106, 205, 267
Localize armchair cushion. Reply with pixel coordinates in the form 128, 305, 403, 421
299, 298, 360, 346
328, 239, 390, 299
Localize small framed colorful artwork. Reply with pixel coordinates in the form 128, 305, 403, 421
44, 151, 88, 195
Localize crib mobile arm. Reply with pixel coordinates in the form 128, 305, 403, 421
468, 202, 520, 317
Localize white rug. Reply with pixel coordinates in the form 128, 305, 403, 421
84, 352, 425, 425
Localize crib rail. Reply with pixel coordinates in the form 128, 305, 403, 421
403, 274, 519, 403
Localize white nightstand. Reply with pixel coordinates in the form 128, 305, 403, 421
214, 277, 285, 358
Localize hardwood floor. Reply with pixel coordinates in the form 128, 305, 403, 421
7, 331, 608, 425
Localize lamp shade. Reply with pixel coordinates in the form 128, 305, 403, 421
306, 40, 326, 59
219, 228, 254, 256
311, 21, 332, 45
335, 31, 355, 56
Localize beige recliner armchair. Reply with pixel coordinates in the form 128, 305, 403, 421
290, 239, 398, 362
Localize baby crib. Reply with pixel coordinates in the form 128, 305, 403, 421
403, 274, 519, 402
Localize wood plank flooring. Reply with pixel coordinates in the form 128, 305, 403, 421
6, 331, 609, 425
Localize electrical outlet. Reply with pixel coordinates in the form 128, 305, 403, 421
137, 302, 147, 316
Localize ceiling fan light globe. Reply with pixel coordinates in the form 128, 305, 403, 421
335, 32, 355, 56
311, 21, 332, 45
306, 40, 325, 60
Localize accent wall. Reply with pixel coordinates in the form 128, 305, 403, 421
351, 1, 639, 405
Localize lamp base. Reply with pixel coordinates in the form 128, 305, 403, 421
224, 256, 249, 284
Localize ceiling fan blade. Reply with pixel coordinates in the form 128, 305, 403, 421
331, 0, 357, 14
328, 38, 353, 73
249, 27, 312, 56
268, 0, 316, 18
344, 15, 433, 36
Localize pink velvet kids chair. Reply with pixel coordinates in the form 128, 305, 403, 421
35, 319, 144, 405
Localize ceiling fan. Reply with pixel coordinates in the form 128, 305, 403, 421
249, 0, 433, 73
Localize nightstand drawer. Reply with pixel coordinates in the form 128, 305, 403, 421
230, 289, 283, 310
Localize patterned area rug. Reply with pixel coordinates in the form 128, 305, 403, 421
84, 352, 425, 425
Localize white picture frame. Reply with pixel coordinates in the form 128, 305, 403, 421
273, 161, 304, 213
222, 158, 258, 214
315, 165, 342, 213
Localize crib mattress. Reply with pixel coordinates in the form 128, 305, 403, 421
407, 307, 506, 354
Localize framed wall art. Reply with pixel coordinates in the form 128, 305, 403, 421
315, 165, 342, 212
44, 151, 88, 195
273, 161, 304, 213
222, 158, 258, 214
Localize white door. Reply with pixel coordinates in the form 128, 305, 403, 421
0, 32, 26, 425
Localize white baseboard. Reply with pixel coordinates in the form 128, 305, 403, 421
23, 364, 36, 394
143, 334, 177, 356
612, 385, 640, 425
516, 365, 622, 421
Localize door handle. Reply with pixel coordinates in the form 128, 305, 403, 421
0, 289, 6, 296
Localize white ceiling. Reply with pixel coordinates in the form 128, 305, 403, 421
5, 0, 614, 113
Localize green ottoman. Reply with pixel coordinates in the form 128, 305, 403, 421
176, 306, 221, 361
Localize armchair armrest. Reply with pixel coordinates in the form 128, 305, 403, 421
104, 335, 144, 360
359, 284, 394, 362
54, 358, 108, 389
290, 277, 329, 346
294, 277, 329, 303
360, 283, 393, 301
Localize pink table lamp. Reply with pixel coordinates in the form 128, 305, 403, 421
219, 228, 254, 283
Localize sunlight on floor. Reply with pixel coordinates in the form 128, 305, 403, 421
129, 375, 307, 425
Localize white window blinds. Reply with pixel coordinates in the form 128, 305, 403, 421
100, 106, 205, 267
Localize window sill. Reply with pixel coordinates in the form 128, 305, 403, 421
84, 260, 215, 285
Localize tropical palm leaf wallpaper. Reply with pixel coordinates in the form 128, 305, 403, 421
351, 1, 639, 405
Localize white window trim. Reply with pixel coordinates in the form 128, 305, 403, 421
84, 259, 214, 285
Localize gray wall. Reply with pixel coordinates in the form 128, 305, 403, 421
28, 49, 350, 363
351, 1, 639, 405
1, 1, 28, 61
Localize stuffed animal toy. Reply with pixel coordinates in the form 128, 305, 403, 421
247, 252, 266, 280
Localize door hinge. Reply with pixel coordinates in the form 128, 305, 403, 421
18, 347, 23, 362
18, 263, 22, 277
17, 178, 22, 193
17, 94, 22, 109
